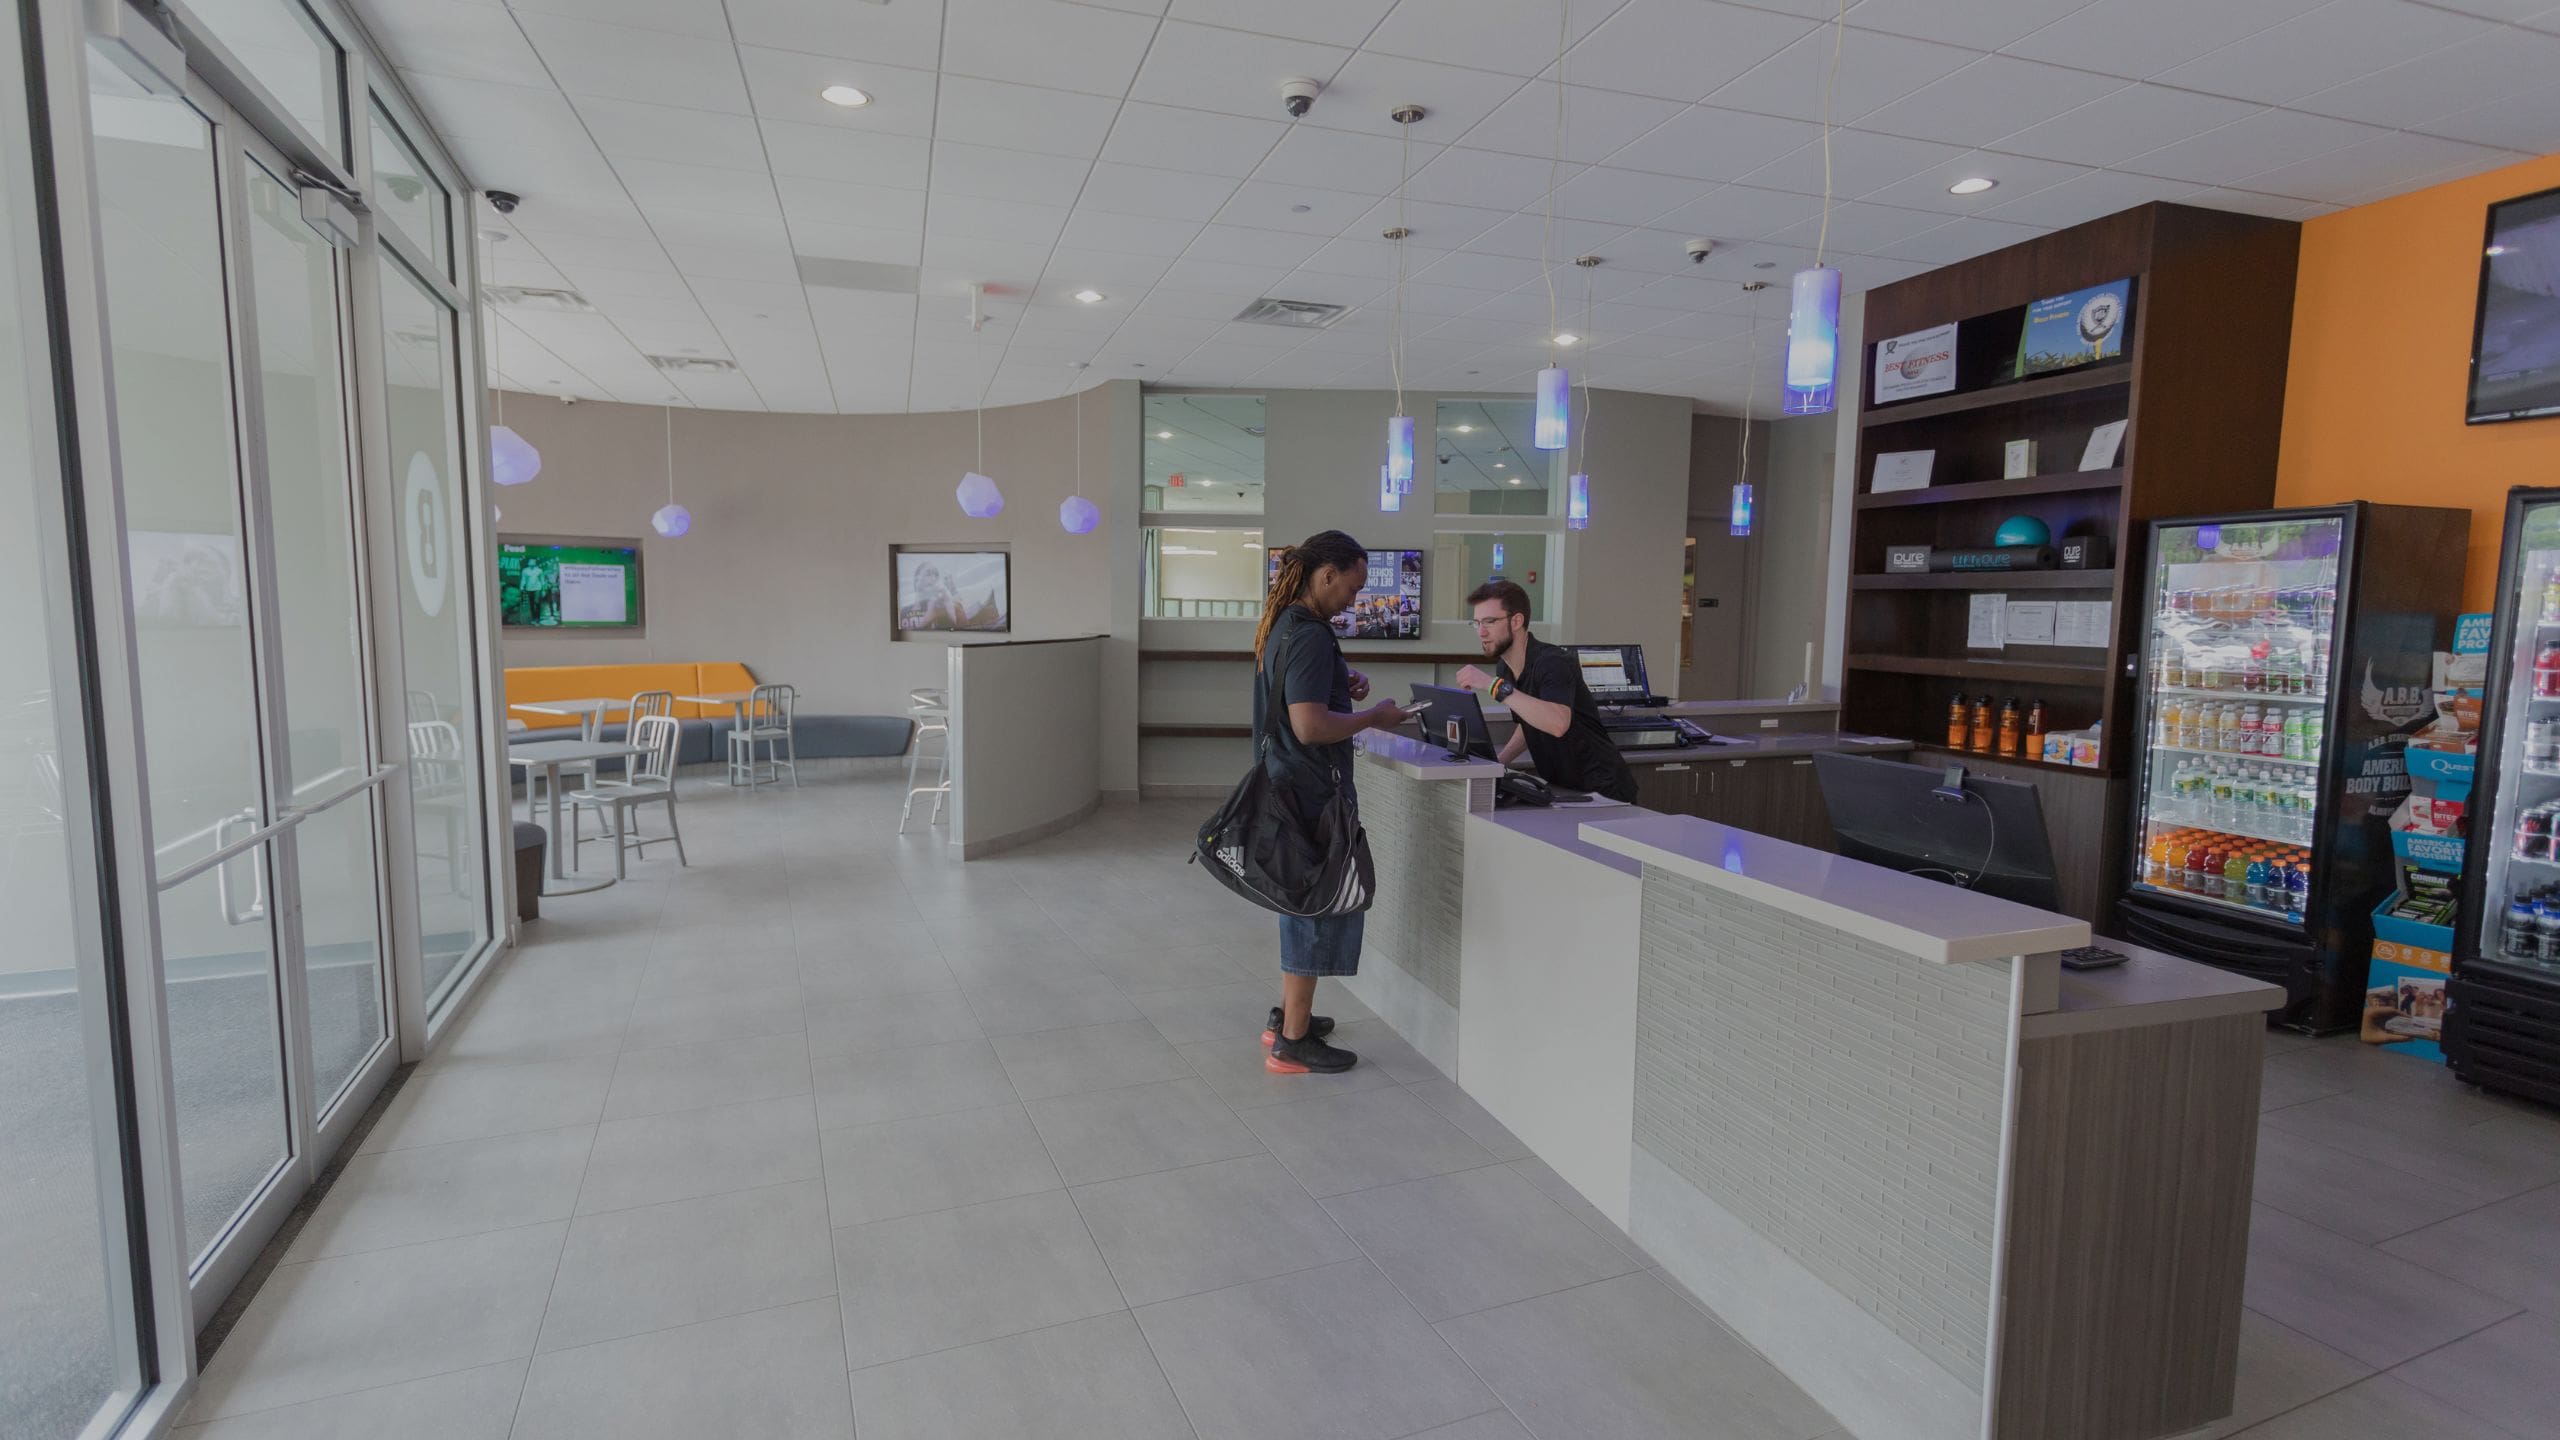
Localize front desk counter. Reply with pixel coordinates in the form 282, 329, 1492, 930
1342, 732, 2283, 1440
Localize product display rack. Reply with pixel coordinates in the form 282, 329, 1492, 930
1841, 203, 2305, 926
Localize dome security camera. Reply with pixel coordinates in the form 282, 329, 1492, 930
485, 189, 522, 215
1279, 77, 1320, 118
1685, 238, 1714, 263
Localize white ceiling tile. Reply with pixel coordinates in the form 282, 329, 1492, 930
520, 230, 676, 272
737, 49, 939, 135
942, 0, 1161, 95
2291, 27, 2560, 130
1058, 208, 1203, 256
1136, 287, 1256, 318
1075, 160, 1243, 221
397, 73, 583, 143
486, 251, 572, 290
1270, 269, 1392, 305
1421, 314, 1524, 344
2121, 107, 2388, 187
514, 14, 752, 113
788, 221, 926, 265
1300, 233, 1447, 276
1846, 0, 2090, 49
1099, 102, 1289, 177
933, 75, 1123, 158
552, 264, 699, 303
929, 141, 1094, 206
927, 193, 1071, 246
1186, 224, 1330, 269
1369, 0, 1626, 78
613, 158, 784, 218
1852, 149, 2087, 213
495, 189, 650, 241
1561, 0, 1815, 102
760, 122, 933, 187
1975, 166, 2191, 228
2240, 130, 2517, 205
1347, 195, 1510, 248
1653, 183, 1827, 240
1128, 21, 1353, 118
1402, 146, 1583, 211
1988, 84, 2260, 169
509, 0, 730, 39
1395, 280, 1487, 315
615, 319, 733, 357
1253, 125, 1437, 194
2003, 0, 2327, 79
778, 175, 931, 231
578, 97, 769, 170
1550, 165, 1701, 225
1735, 129, 1967, 200
642, 207, 787, 255
2153, 0, 2494, 107
1168, 0, 1397, 46
1457, 82, 1680, 164
1309, 53, 1526, 141
361, 0, 551, 86
724, 0, 947, 67
2412, 83, 2560, 152
918, 233, 1055, 286
1159, 257, 1299, 293
1216, 180, 1378, 233
1709, 26, 1977, 125
1873, 214, 2050, 263
1853, 55, 2120, 148
686, 276, 812, 313
1602, 104, 1823, 183
1762, 200, 1959, 255
1461, 211, 1627, 260
666, 242, 803, 284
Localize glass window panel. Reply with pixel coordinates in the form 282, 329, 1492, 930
87, 44, 293, 1262
1143, 394, 1262, 513
2, 24, 143, 1436
181, 0, 342, 159
1432, 532, 1556, 625
367, 103, 446, 275
1434, 399, 1560, 516
375, 259, 489, 1006
1144, 527, 1265, 619
244, 159, 384, 1108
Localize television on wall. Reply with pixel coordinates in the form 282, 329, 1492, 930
1267, 546, 1424, 640
498, 536, 643, 629
2468, 183, 2560, 425
893, 547, 1010, 636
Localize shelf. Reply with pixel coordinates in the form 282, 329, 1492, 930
1859, 364, 2131, 428
1845, 654, 2110, 687
2144, 800, 2316, 848
1855, 469, 2125, 510
1139, 723, 1251, 739
2150, 743, 2319, 769
1853, 569, 2116, 591
2130, 880, 2302, 925
1909, 742, 2113, 779
2148, 685, 2327, 705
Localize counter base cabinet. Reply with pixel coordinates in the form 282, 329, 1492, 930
1909, 745, 2125, 928
1629, 755, 1839, 851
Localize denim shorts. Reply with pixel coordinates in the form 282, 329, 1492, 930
1278, 911, 1365, 977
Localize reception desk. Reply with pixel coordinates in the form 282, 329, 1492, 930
1340, 732, 2282, 1440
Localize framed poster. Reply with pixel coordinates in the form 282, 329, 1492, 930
2015, 279, 2131, 377
1873, 321, 1957, 403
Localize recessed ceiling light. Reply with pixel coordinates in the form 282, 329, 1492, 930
1074, 288, 1104, 303
1493, 462, 1505, 468
1454, 424, 1473, 433
1948, 176, 1996, 195
2488, 244, 2509, 256
1156, 430, 1172, 439
1553, 332, 1580, 346
1508, 476, 1522, 485
820, 84, 871, 107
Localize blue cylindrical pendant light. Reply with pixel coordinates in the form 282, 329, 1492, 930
1380, 464, 1401, 513
1534, 366, 1569, 449
1729, 481, 1754, 537
1783, 267, 1841, 416
1386, 414, 1414, 488
1567, 472, 1590, 531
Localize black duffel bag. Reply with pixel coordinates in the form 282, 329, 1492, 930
1191, 645, 1375, 918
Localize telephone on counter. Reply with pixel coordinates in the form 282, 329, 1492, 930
1494, 772, 1553, 809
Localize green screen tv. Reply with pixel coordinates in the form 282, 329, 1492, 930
499, 536, 643, 629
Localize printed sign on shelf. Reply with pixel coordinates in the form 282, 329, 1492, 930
1873, 321, 1957, 403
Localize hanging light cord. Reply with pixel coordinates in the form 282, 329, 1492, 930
1815, 0, 1845, 267
1072, 386, 1082, 498
1576, 262, 1595, 471
1739, 296, 1761, 482
1391, 112, 1411, 415
664, 405, 675, 507
1540, 0, 1568, 356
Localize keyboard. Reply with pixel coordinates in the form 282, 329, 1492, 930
2060, 945, 2129, 970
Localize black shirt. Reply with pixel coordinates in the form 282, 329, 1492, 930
1498, 635, 1639, 803
1253, 605, 1355, 802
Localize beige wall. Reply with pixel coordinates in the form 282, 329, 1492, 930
486, 380, 1142, 792
1752, 415, 1839, 700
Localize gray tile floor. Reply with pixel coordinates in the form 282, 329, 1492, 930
176, 767, 2560, 1439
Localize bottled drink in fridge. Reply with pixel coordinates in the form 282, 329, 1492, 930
2507, 900, 2541, 961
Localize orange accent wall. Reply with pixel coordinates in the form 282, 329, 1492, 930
2275, 151, 2560, 615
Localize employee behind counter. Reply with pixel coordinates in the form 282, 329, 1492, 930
1454, 579, 1641, 804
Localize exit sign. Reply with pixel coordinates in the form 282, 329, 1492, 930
1168, 473, 1185, 486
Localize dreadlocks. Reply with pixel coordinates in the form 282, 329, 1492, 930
1253, 529, 1368, 665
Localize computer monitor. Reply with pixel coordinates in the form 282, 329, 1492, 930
1409, 683, 1498, 760
1567, 644, 1653, 706
1811, 753, 2063, 911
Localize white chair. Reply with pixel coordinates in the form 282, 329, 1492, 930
899, 687, 950, 834
614, 689, 674, 784
570, 714, 687, 879
728, 683, 798, 789
407, 719, 470, 895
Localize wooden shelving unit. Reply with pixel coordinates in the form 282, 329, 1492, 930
1840, 203, 2303, 927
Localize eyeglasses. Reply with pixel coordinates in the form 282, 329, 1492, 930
1469, 617, 1510, 631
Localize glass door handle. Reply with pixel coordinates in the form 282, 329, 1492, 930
212, 807, 281, 926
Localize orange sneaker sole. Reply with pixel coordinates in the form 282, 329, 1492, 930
1264, 1051, 1311, 1073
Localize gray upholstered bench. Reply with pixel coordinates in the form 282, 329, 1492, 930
584, 715, 913, 771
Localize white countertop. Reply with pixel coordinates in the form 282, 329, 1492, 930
1579, 812, 2089, 966
2025, 943, 2286, 1038
1354, 729, 1507, 780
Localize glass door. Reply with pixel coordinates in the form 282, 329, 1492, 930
2475, 500, 2560, 971
2132, 516, 2343, 923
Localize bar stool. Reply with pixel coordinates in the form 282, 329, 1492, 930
899, 687, 950, 834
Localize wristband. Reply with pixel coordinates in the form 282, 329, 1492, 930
1490, 678, 1512, 704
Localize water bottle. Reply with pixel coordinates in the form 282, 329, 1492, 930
2507, 899, 2541, 961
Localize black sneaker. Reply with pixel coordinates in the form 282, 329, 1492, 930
1266, 1030, 1358, 1075
1261, 1006, 1334, 1048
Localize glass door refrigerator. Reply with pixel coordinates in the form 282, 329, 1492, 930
2449, 487, 2560, 1107
2118, 504, 2469, 1032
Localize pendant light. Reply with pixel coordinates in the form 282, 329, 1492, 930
651, 405, 690, 537
1784, 0, 1847, 417
483, 229, 539, 486
1383, 104, 1423, 497
1532, 4, 1571, 451
1734, 282, 1769, 538
1566, 255, 1598, 530
1380, 464, 1402, 513
1059, 385, 1099, 534
957, 283, 1005, 518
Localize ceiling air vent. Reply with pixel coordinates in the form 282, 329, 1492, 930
485, 285, 594, 313
1233, 296, 1348, 330
648, 354, 738, 375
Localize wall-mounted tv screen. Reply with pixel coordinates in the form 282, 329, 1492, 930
894, 547, 1011, 635
1267, 546, 1424, 640
2469, 183, 2560, 425
499, 537, 642, 629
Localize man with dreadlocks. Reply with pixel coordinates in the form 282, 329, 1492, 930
1252, 530, 1415, 1074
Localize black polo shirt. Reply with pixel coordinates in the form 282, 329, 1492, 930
1498, 635, 1639, 803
